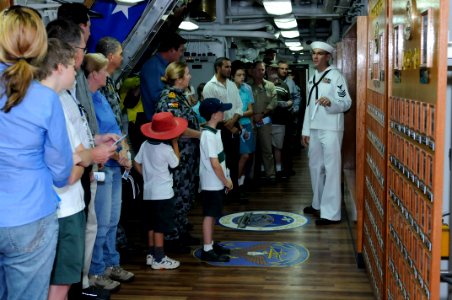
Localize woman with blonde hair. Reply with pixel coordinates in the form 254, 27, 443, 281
0, 6, 73, 300
84, 53, 134, 289
155, 61, 201, 254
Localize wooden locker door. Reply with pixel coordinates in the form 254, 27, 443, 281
362, 0, 389, 299
387, 0, 448, 299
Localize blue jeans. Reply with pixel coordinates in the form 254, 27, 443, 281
89, 166, 122, 275
0, 213, 58, 300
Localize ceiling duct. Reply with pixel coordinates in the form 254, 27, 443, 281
190, 0, 216, 22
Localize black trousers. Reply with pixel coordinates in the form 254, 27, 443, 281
218, 123, 240, 202
81, 165, 93, 215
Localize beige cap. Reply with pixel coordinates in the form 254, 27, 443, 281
310, 41, 335, 54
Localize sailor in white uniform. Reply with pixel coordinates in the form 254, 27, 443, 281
301, 41, 352, 225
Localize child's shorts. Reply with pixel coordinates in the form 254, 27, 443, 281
50, 210, 86, 285
239, 123, 256, 154
143, 198, 175, 234
201, 189, 225, 218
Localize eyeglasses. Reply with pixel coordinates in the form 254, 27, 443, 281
75, 46, 87, 54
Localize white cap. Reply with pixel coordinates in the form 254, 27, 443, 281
310, 41, 335, 54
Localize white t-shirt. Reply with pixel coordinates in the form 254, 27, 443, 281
134, 141, 179, 200
59, 89, 94, 148
199, 126, 227, 191
53, 118, 85, 218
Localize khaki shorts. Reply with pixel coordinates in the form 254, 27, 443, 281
271, 124, 286, 149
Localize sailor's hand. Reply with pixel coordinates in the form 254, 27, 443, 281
302, 135, 310, 147
316, 97, 331, 107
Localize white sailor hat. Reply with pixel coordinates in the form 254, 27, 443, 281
310, 41, 335, 54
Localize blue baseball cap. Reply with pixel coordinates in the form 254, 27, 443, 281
199, 98, 232, 120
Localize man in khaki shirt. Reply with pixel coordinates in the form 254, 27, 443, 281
249, 61, 277, 180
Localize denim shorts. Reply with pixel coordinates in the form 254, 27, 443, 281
50, 211, 86, 285
201, 190, 225, 218
143, 198, 176, 234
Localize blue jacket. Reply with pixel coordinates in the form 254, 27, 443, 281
0, 63, 73, 227
140, 53, 168, 121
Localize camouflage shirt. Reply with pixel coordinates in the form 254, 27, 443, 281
156, 86, 200, 132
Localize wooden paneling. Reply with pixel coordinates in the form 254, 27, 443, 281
358, 0, 449, 299
0, 0, 10, 12
363, 0, 389, 298
340, 24, 358, 171
386, 0, 449, 299
356, 16, 369, 256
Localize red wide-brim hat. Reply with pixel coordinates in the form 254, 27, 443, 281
140, 112, 188, 140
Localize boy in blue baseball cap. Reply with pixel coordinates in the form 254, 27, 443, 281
198, 98, 233, 262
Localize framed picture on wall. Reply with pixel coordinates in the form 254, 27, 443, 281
420, 8, 433, 68
394, 25, 404, 70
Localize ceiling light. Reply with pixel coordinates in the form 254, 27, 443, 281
289, 46, 304, 51
274, 16, 297, 29
274, 31, 281, 39
263, 0, 292, 15
285, 41, 301, 47
115, 0, 144, 3
281, 30, 299, 38
179, 18, 199, 31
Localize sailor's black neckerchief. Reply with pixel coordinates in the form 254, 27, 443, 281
307, 69, 331, 106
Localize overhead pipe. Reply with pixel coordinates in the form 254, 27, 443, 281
197, 20, 272, 31
225, 5, 342, 19
216, 0, 226, 24
327, 19, 340, 45
181, 30, 277, 40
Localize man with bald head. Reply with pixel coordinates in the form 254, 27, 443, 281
301, 41, 352, 226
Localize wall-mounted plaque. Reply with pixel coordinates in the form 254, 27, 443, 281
394, 25, 404, 70
420, 8, 433, 68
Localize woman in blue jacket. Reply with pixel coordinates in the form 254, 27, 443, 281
0, 6, 73, 300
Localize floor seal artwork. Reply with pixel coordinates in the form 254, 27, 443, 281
193, 241, 309, 267
219, 210, 308, 231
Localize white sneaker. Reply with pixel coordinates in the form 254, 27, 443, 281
146, 254, 154, 266
151, 256, 180, 270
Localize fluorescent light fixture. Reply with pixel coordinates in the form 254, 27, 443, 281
289, 46, 304, 51
285, 41, 301, 47
280, 30, 299, 38
263, 0, 292, 15
274, 15, 297, 29
115, 0, 144, 3
179, 18, 199, 31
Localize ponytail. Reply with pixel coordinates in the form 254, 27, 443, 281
0, 6, 47, 112
1, 59, 36, 112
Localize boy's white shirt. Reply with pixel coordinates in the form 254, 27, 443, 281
53, 115, 85, 218
134, 142, 179, 200
199, 128, 227, 191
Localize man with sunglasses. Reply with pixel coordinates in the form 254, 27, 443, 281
301, 41, 352, 226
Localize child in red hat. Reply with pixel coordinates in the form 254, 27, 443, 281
134, 112, 188, 269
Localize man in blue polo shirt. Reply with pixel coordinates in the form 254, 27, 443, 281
140, 33, 186, 121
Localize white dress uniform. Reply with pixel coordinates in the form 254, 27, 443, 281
302, 65, 352, 221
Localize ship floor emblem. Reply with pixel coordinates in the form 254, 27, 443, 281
219, 210, 308, 231
194, 241, 309, 267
